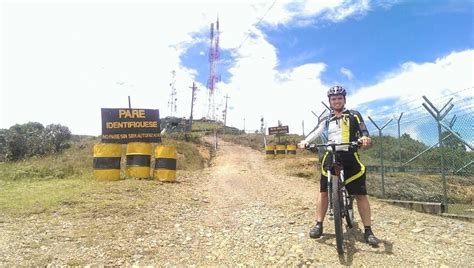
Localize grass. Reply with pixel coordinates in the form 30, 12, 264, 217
0, 174, 96, 215
191, 121, 223, 131
0, 135, 210, 216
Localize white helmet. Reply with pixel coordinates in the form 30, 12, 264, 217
327, 85, 346, 97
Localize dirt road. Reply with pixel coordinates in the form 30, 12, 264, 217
0, 139, 473, 266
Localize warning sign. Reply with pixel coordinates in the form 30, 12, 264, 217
101, 108, 161, 143
268, 125, 289, 135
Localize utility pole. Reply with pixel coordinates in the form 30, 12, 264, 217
189, 82, 197, 132
261, 116, 267, 146
243, 118, 246, 133
223, 94, 230, 134
128, 96, 131, 108
302, 120, 305, 136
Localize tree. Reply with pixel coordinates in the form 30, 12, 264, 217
1, 122, 72, 161
5, 125, 28, 160
44, 124, 71, 153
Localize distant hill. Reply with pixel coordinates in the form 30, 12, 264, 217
161, 117, 243, 135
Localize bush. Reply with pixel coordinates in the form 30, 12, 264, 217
0, 122, 72, 161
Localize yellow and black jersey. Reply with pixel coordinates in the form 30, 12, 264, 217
304, 108, 369, 151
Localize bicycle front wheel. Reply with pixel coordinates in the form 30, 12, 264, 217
345, 194, 354, 229
331, 175, 344, 254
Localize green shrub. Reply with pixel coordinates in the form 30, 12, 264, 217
0, 122, 72, 161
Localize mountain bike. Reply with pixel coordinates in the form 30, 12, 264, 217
308, 141, 359, 254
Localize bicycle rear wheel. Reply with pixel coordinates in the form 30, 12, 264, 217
331, 175, 344, 254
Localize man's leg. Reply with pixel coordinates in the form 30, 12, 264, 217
355, 195, 379, 246
355, 195, 371, 226
316, 192, 328, 222
310, 192, 328, 238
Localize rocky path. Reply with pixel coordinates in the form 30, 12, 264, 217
0, 139, 473, 266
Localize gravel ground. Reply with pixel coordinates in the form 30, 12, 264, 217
0, 139, 473, 266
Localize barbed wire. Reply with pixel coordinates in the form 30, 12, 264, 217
366, 89, 474, 123
367, 86, 474, 116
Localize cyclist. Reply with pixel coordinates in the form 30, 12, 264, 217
298, 85, 380, 247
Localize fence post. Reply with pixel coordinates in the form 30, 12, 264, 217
309, 108, 329, 140
307, 107, 330, 161
422, 96, 454, 212
368, 116, 393, 198
396, 113, 404, 167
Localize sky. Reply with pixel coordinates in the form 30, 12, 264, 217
1, 0, 473, 144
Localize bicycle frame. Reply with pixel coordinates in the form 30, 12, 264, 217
320, 143, 354, 216
326, 159, 344, 216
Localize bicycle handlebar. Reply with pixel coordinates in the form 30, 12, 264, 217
307, 141, 361, 151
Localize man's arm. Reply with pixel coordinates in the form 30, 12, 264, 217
298, 121, 326, 148
353, 110, 371, 147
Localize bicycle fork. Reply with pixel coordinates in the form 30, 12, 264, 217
327, 170, 334, 218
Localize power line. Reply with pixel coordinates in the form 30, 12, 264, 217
236, 0, 277, 50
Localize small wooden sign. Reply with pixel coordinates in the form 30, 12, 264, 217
268, 125, 289, 135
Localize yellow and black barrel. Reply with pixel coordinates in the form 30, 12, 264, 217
93, 143, 122, 181
153, 146, 177, 182
276, 145, 286, 158
126, 142, 152, 178
265, 144, 275, 159
286, 144, 297, 156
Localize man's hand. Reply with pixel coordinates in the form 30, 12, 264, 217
297, 140, 308, 149
359, 136, 372, 147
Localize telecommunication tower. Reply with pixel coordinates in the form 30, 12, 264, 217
207, 17, 220, 120
168, 70, 178, 115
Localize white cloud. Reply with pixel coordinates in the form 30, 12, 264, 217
259, 0, 373, 27
3, 0, 470, 140
2, 0, 370, 135
350, 50, 474, 111
323, 0, 370, 22
347, 50, 473, 146
340, 67, 354, 80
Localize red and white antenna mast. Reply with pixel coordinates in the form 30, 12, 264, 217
207, 16, 220, 120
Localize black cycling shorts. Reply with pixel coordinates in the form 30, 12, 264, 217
319, 151, 367, 195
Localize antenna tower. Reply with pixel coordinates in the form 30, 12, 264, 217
207, 17, 220, 120
168, 70, 177, 115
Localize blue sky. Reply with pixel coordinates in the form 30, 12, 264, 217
181, 0, 473, 89
1, 0, 473, 146
265, 0, 473, 86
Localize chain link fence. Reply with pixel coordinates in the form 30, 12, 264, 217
362, 92, 473, 217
